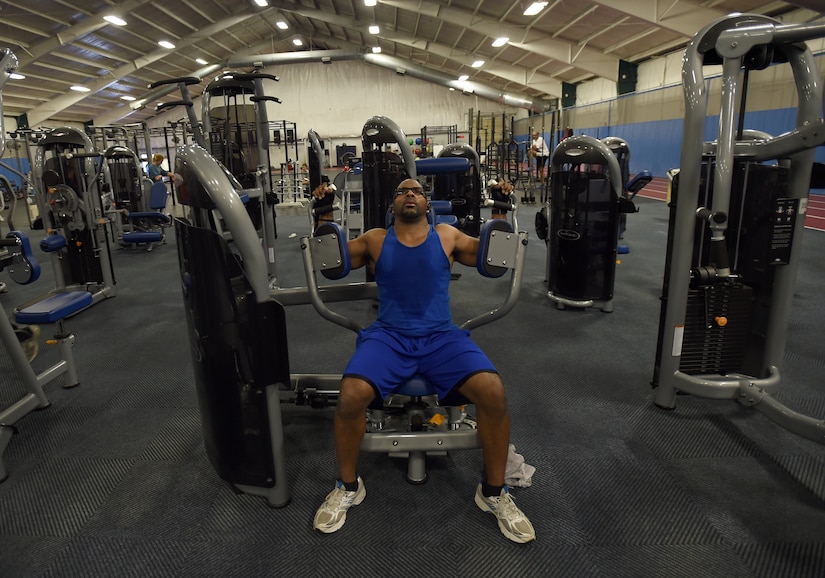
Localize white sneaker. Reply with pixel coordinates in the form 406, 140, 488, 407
16, 324, 40, 362
313, 478, 366, 533
474, 484, 536, 543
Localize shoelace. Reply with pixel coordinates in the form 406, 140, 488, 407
323, 486, 356, 511
492, 493, 525, 521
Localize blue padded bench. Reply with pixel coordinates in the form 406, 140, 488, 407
16, 291, 93, 324
121, 230, 164, 244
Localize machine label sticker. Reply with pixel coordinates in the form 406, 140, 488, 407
672, 325, 684, 357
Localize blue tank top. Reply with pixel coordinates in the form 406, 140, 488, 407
373, 224, 455, 336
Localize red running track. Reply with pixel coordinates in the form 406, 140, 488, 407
635, 177, 825, 233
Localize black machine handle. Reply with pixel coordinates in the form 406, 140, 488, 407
230, 73, 280, 83
149, 77, 207, 148
250, 95, 282, 104
148, 76, 201, 89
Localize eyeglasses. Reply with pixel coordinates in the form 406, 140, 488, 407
395, 186, 425, 196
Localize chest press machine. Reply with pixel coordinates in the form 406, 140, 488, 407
305, 212, 526, 484
173, 136, 526, 506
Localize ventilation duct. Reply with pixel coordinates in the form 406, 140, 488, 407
126, 50, 551, 122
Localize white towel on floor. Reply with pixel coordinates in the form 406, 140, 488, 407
504, 444, 535, 488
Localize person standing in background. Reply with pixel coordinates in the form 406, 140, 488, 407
531, 131, 550, 184
147, 153, 173, 182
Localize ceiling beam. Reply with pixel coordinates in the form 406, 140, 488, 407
281, 4, 563, 97
26, 10, 263, 126
380, 0, 619, 81
15, 0, 156, 69
589, 0, 725, 38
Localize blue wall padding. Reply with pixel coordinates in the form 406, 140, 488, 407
0, 158, 31, 191
414, 157, 470, 175
567, 107, 825, 178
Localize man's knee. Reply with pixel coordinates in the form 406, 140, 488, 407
337, 377, 376, 418
459, 372, 507, 409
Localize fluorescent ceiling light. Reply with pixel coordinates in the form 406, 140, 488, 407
121, 95, 136, 101
372, 46, 382, 53
196, 58, 208, 65
158, 40, 176, 49
9, 72, 25, 80
369, 25, 379, 34
292, 38, 303, 46
471, 60, 484, 68
104, 15, 127, 26
70, 85, 91, 92
276, 21, 289, 30
523, 2, 548, 16
364, 0, 377, 5
458, 74, 469, 81
254, 0, 268, 6
492, 37, 509, 47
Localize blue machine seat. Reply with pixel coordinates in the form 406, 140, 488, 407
395, 375, 434, 397
389, 374, 470, 406
126, 212, 171, 224
15, 291, 94, 324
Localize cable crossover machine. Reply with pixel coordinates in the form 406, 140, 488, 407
652, 14, 825, 444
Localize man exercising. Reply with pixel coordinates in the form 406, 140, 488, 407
313, 178, 535, 544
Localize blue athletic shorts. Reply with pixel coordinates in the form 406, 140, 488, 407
343, 326, 497, 400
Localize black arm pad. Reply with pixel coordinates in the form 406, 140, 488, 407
314, 222, 351, 280
477, 219, 515, 278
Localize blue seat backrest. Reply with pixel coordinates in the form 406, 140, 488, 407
149, 181, 168, 211
626, 170, 652, 194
